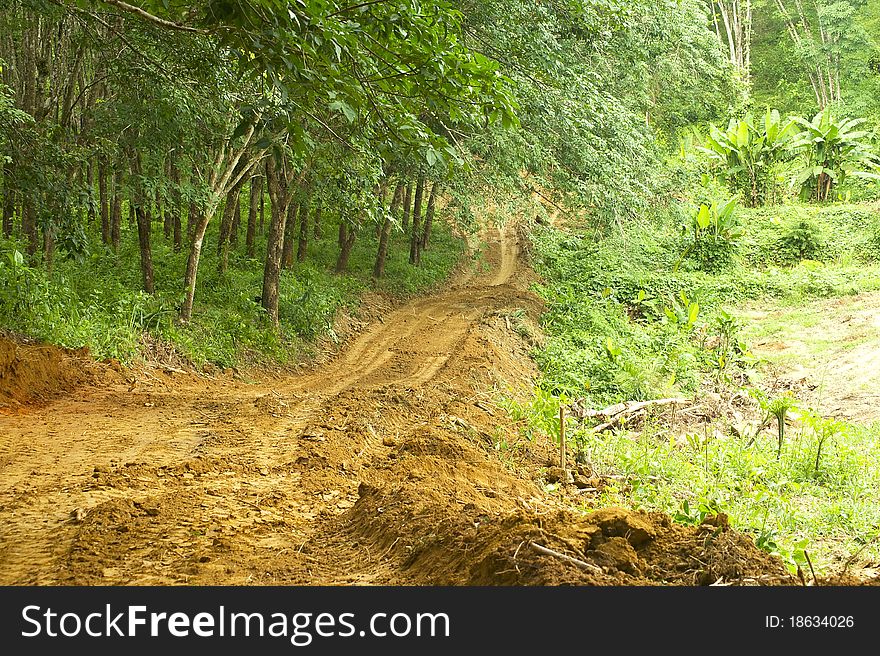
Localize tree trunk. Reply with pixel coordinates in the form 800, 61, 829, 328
217, 180, 244, 275
421, 182, 438, 251
99, 162, 110, 244
281, 201, 298, 269
87, 160, 96, 230
336, 224, 357, 274
43, 225, 55, 275
246, 175, 262, 257
401, 183, 413, 232
390, 181, 404, 216
313, 202, 323, 239
261, 158, 289, 325
130, 153, 155, 294
297, 200, 309, 263
373, 213, 393, 279
111, 170, 122, 251
1, 164, 14, 237
230, 192, 241, 248
409, 173, 425, 265
181, 207, 210, 323
22, 201, 37, 255
187, 199, 197, 241
338, 221, 347, 248
135, 205, 155, 294
170, 161, 182, 252
179, 129, 263, 323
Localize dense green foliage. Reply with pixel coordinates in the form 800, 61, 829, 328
519, 202, 880, 569
4, 0, 880, 576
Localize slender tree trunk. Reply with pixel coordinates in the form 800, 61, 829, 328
111, 170, 122, 251
181, 207, 210, 323
261, 158, 289, 325
421, 182, 438, 251
217, 180, 244, 274
373, 213, 393, 279
259, 189, 265, 234
187, 199, 197, 241
313, 202, 323, 239
338, 221, 347, 248
230, 192, 241, 248
1, 163, 14, 237
401, 183, 413, 232
99, 162, 110, 244
43, 225, 55, 274
281, 201, 298, 269
134, 205, 155, 294
22, 201, 37, 255
390, 181, 404, 216
87, 160, 96, 229
130, 153, 155, 294
409, 172, 425, 265
170, 160, 182, 252
336, 224, 357, 274
297, 200, 309, 263
246, 175, 262, 257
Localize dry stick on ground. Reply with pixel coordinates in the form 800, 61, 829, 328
529, 542, 603, 575
588, 398, 688, 433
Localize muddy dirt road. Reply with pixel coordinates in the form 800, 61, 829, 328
0, 226, 794, 586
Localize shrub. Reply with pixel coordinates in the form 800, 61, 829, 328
773, 218, 825, 264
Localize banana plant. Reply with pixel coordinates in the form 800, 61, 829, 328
674, 197, 742, 270
699, 109, 800, 207
788, 107, 880, 202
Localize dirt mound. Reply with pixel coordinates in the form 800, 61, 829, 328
0, 336, 100, 411
349, 487, 793, 585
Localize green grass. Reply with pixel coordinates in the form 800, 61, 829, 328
577, 415, 880, 572
0, 209, 466, 367
520, 199, 880, 572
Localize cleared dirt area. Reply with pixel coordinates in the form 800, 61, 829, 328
0, 226, 796, 586
743, 292, 880, 423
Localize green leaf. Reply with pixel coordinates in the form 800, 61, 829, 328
328, 99, 356, 123
687, 302, 699, 327
696, 204, 711, 230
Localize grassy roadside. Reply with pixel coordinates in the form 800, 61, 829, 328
512, 201, 880, 572
0, 214, 467, 368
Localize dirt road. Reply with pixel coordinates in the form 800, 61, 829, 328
744, 292, 880, 423
0, 226, 794, 586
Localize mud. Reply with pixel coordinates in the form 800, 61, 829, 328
0, 337, 118, 412
0, 226, 800, 586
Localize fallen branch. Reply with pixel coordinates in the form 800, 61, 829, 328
529, 542, 603, 575
574, 397, 688, 433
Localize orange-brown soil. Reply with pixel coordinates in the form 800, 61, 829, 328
0, 226, 798, 585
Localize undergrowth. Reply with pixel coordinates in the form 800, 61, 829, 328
517, 199, 880, 572
0, 212, 465, 366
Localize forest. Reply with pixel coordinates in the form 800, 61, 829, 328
2, 0, 880, 588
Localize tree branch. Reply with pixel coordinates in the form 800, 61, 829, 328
98, 0, 208, 34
